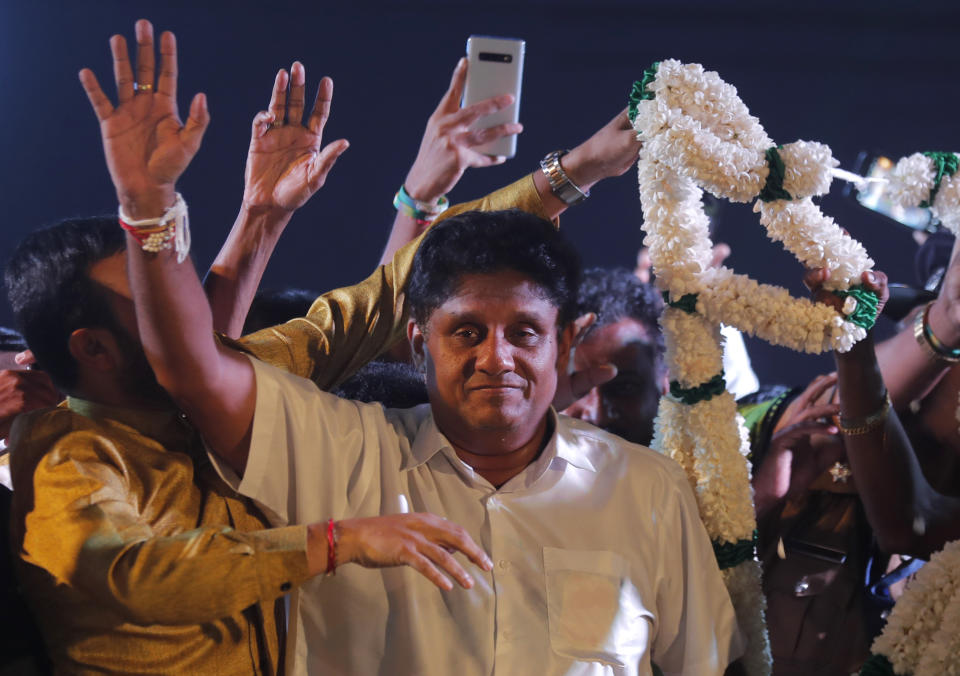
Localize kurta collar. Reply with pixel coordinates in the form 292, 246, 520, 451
67, 396, 192, 448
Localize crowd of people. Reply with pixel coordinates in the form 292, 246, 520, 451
1, 18, 959, 676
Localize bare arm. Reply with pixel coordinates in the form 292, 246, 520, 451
809, 269, 960, 556
876, 238, 960, 409
206, 63, 349, 337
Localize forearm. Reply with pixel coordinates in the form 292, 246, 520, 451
205, 205, 292, 338
876, 302, 956, 409
75, 523, 316, 625
835, 336, 958, 556
125, 193, 255, 472
379, 211, 426, 266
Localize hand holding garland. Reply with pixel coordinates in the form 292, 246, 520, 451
808, 267, 960, 557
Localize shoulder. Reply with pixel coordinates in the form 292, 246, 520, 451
556, 414, 691, 493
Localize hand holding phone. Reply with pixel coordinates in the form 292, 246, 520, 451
462, 36, 525, 158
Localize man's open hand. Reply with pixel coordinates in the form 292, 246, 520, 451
311, 513, 493, 591
242, 62, 349, 216
79, 19, 209, 218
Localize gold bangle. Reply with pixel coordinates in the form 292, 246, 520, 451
839, 391, 891, 436
914, 301, 960, 363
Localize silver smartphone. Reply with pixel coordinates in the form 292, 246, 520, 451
462, 36, 525, 158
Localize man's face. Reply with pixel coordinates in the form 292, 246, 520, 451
562, 318, 664, 445
87, 253, 167, 404
411, 271, 572, 454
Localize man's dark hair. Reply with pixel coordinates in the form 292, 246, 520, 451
0, 327, 27, 353
332, 360, 429, 409
577, 268, 663, 335
408, 209, 581, 327
5, 217, 126, 391
243, 288, 318, 335
577, 267, 665, 362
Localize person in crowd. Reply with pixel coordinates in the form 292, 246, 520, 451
242, 288, 318, 334
561, 267, 665, 445
6, 19, 543, 672
103, 21, 743, 676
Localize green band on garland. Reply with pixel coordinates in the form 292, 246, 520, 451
833, 285, 881, 330
662, 291, 699, 314
670, 373, 727, 405
858, 654, 897, 676
627, 61, 661, 124
712, 531, 758, 570
920, 150, 959, 208
758, 146, 793, 202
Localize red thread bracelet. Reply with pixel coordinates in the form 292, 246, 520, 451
325, 518, 337, 575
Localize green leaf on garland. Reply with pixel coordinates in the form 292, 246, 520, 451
712, 531, 758, 569
627, 61, 661, 124
920, 150, 959, 207
757, 146, 793, 203
669, 373, 727, 405
858, 654, 897, 676
833, 285, 881, 331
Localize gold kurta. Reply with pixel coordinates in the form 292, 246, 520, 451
8, 175, 545, 674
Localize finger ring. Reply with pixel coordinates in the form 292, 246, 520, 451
270, 120, 284, 129
135, 82, 153, 93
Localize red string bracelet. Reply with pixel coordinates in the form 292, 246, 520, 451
325, 518, 337, 575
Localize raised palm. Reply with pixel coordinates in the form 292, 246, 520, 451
242, 63, 348, 214
79, 20, 208, 213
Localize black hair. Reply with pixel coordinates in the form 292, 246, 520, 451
0, 327, 27, 353
576, 266, 665, 365
4, 217, 126, 391
243, 287, 319, 335
332, 360, 429, 409
408, 209, 581, 328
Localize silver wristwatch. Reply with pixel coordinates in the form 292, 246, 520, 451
539, 150, 589, 206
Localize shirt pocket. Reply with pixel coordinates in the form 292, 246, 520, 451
542, 547, 650, 667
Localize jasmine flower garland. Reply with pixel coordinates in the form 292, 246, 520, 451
634, 59, 881, 676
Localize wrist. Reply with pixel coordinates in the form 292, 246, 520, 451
560, 145, 602, 194
237, 201, 294, 235
118, 185, 177, 220
927, 299, 960, 349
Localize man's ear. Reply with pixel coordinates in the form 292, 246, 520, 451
556, 322, 576, 373
408, 319, 426, 371
67, 328, 123, 374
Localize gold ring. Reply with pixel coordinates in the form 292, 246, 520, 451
135, 82, 153, 93
269, 120, 284, 129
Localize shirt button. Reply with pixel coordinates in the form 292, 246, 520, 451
501, 629, 513, 641
498, 559, 510, 571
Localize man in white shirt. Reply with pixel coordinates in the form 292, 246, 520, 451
129, 209, 745, 676
96, 24, 745, 675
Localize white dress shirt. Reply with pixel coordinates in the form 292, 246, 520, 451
212, 356, 744, 676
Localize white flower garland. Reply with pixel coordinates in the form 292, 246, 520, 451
869, 540, 960, 675
886, 152, 960, 236
634, 59, 880, 676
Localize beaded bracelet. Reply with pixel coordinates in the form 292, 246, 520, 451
118, 193, 191, 263
914, 301, 960, 363
393, 185, 449, 225
838, 390, 891, 436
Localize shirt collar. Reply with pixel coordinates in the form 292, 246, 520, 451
66, 396, 192, 449
406, 408, 599, 477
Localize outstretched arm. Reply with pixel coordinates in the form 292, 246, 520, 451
809, 269, 960, 556
76, 20, 492, 591
205, 63, 349, 337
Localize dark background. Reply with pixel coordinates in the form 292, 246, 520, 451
2, 0, 958, 387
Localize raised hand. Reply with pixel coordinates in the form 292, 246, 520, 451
313, 513, 493, 591
753, 373, 844, 516
78, 19, 209, 218
561, 107, 644, 192
552, 313, 618, 411
242, 62, 350, 215
403, 58, 523, 202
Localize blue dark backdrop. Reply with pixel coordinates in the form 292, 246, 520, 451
2, 0, 958, 387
